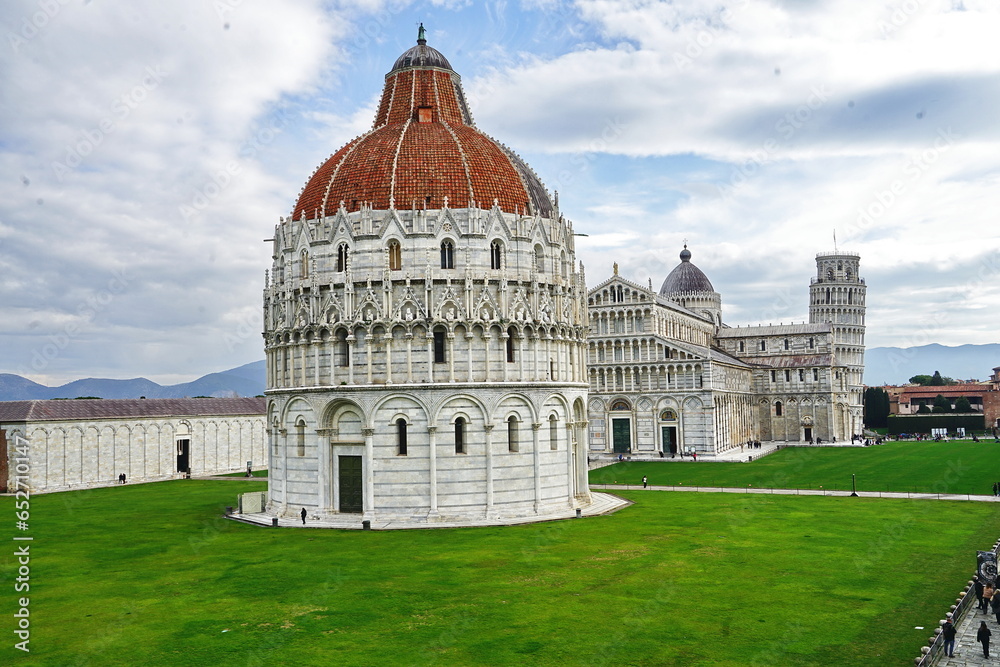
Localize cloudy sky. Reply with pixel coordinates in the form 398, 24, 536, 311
1, 0, 997, 385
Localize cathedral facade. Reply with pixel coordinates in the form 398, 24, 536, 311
587, 249, 866, 456
263, 33, 591, 523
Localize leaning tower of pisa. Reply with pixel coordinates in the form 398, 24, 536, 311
809, 251, 866, 435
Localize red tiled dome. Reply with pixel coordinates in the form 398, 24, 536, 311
292, 36, 553, 220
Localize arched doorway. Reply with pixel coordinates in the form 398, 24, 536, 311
659, 409, 678, 457
610, 399, 632, 453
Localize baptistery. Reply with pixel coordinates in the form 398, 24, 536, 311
263, 29, 592, 523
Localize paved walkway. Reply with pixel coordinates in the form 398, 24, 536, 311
589, 483, 1000, 503
941, 606, 1000, 666
588, 440, 865, 468
193, 474, 269, 481
231, 491, 630, 530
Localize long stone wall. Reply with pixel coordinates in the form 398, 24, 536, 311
2, 415, 266, 493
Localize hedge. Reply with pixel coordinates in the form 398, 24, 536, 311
887, 413, 985, 435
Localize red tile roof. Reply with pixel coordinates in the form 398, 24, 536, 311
899, 385, 993, 400
292, 42, 552, 219
0, 397, 265, 423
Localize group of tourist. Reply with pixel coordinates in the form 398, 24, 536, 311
891, 431, 999, 442
949, 575, 1000, 659
939, 574, 1000, 659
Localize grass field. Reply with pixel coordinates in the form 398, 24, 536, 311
3, 478, 999, 666
590, 440, 1000, 495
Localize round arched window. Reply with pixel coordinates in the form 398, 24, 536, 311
611, 400, 631, 411
660, 410, 677, 421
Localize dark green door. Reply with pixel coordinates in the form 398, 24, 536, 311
339, 455, 363, 513
612, 418, 631, 453
661, 427, 677, 455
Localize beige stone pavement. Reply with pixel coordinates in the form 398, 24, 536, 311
591, 483, 1000, 503
939, 605, 1000, 666
231, 491, 631, 530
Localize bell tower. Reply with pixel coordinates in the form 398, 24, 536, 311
809, 251, 866, 435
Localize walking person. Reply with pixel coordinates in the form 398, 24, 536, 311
300, 507, 307, 525
975, 576, 985, 611
642, 475, 648, 489
942, 618, 957, 658
992, 590, 1000, 625
984, 582, 995, 614
979, 620, 992, 658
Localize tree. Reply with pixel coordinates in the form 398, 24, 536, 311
917, 403, 931, 414
932, 394, 951, 413
909, 372, 956, 386
954, 396, 972, 413
864, 387, 890, 428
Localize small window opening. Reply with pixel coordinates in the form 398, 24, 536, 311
440, 240, 454, 269
397, 419, 408, 456
490, 241, 502, 270
434, 329, 446, 363
455, 417, 466, 454
388, 241, 402, 271
296, 420, 306, 457
337, 244, 348, 272
507, 416, 519, 452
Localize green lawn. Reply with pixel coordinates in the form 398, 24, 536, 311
591, 440, 1000, 495
2, 478, 998, 665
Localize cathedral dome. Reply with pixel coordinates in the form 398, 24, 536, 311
659, 245, 714, 295
292, 31, 553, 220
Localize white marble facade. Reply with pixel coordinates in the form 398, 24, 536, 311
264, 206, 593, 522
0, 398, 266, 493
587, 251, 865, 456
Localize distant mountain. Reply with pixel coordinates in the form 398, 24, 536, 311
0, 361, 266, 401
2, 348, 995, 400
0, 374, 50, 400
864, 344, 1000, 386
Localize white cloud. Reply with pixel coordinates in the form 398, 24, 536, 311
1, 0, 997, 385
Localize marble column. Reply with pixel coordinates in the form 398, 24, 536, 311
428, 426, 438, 515
532, 422, 541, 511
484, 424, 495, 518
362, 427, 375, 519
